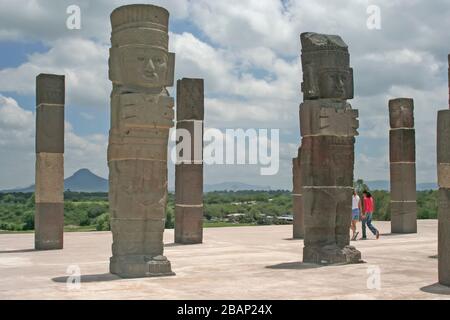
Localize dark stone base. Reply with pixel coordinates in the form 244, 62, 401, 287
175, 205, 203, 244
292, 195, 304, 239
110, 255, 175, 279
35, 239, 63, 251
35, 202, 64, 250
438, 188, 450, 286
391, 214, 417, 234
293, 228, 304, 240
303, 245, 362, 265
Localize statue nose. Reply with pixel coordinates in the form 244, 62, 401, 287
145, 59, 155, 72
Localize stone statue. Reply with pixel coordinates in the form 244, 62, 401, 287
108, 4, 175, 278
299, 32, 361, 264
389, 98, 417, 233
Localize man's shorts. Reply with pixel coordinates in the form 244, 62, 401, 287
352, 209, 360, 221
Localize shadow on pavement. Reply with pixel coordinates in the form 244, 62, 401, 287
379, 233, 407, 237
164, 242, 199, 247
52, 273, 121, 283
0, 248, 36, 254
266, 262, 322, 270
420, 283, 450, 295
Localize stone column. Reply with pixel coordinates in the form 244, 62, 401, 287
448, 54, 450, 109
437, 55, 450, 285
389, 98, 417, 233
35, 73, 65, 250
292, 148, 304, 239
108, 4, 175, 278
175, 78, 204, 244
299, 32, 361, 264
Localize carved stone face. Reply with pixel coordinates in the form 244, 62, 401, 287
318, 69, 352, 99
119, 46, 169, 88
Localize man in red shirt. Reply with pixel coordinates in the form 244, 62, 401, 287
361, 191, 380, 240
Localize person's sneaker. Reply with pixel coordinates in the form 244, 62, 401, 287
359, 237, 367, 240
376, 231, 380, 240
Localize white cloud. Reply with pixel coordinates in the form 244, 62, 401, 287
0, 94, 107, 189
0, 37, 110, 108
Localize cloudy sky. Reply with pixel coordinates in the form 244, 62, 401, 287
0, 0, 448, 190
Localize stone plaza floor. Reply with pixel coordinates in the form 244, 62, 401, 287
0, 219, 449, 299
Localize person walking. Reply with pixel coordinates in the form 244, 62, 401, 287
361, 191, 380, 240
351, 190, 361, 241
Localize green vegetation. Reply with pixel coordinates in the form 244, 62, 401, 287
0, 185, 439, 232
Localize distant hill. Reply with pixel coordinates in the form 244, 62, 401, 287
366, 180, 437, 191
1, 169, 108, 193
2, 170, 437, 193
204, 182, 271, 192
63, 169, 108, 192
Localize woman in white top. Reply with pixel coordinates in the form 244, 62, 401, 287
351, 190, 361, 241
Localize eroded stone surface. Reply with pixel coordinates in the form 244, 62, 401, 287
300, 136, 355, 187
437, 108, 450, 286
176, 78, 204, 121
36, 104, 64, 154
300, 100, 358, 137
389, 129, 415, 163
35, 74, 65, 251
36, 74, 65, 106
35, 153, 64, 203
292, 150, 304, 239
438, 188, 450, 286
175, 120, 204, 164
108, 4, 175, 278
175, 206, 204, 244
300, 32, 354, 100
35, 203, 64, 250
175, 163, 203, 206
437, 110, 450, 165
390, 163, 417, 201
389, 98, 417, 234
389, 98, 414, 129
174, 78, 204, 244
390, 202, 417, 234
299, 32, 361, 265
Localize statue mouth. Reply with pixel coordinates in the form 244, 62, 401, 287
143, 71, 158, 80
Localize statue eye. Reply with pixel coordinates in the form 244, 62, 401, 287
137, 57, 145, 62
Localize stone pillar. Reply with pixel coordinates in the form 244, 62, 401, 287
175, 78, 204, 244
292, 148, 304, 239
389, 98, 417, 233
448, 54, 450, 109
108, 4, 175, 278
35, 74, 65, 250
299, 32, 361, 264
437, 70, 450, 285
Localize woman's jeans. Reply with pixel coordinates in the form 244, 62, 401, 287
361, 213, 378, 238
